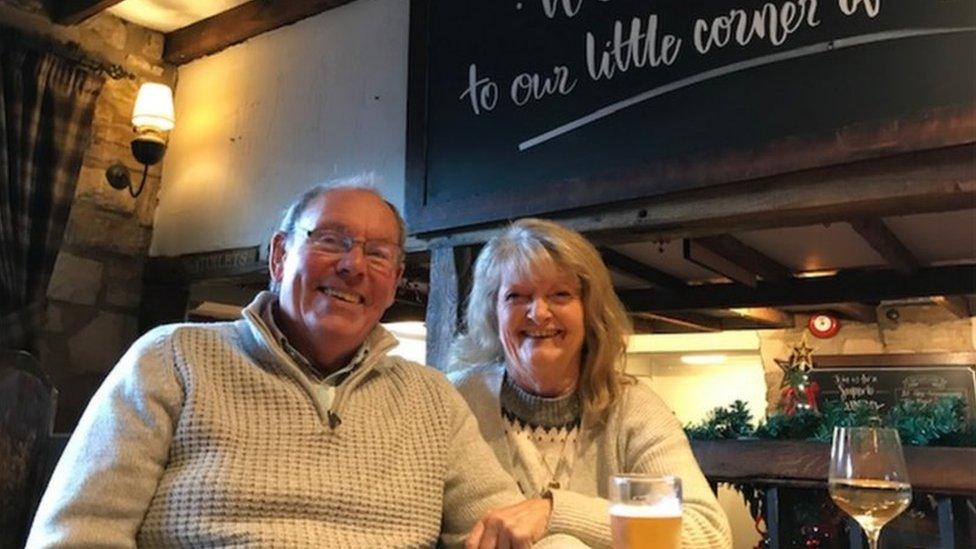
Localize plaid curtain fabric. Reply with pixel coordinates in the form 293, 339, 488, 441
0, 42, 104, 351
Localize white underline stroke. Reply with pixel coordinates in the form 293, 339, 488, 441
518, 27, 976, 151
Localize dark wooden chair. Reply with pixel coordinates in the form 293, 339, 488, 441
0, 350, 59, 549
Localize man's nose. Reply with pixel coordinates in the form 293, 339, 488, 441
335, 244, 366, 278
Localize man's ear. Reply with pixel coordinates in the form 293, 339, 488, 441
385, 263, 406, 308
269, 232, 289, 283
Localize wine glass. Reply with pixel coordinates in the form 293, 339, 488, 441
608, 474, 682, 549
829, 427, 912, 549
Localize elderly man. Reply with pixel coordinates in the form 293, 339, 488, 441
28, 183, 563, 547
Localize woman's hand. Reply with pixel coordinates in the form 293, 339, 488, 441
466, 497, 553, 549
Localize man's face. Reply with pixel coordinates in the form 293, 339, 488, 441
270, 189, 403, 357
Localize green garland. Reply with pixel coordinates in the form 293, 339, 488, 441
685, 397, 975, 447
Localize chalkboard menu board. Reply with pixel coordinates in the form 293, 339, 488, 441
406, 0, 976, 233
808, 367, 976, 420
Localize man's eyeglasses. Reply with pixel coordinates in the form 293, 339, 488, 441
296, 227, 402, 274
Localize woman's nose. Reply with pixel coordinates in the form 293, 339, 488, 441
526, 297, 552, 322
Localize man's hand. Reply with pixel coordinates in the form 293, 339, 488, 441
465, 497, 553, 549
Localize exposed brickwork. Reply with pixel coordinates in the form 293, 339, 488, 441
1, 2, 175, 430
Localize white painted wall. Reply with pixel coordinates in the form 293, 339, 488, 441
150, 0, 408, 256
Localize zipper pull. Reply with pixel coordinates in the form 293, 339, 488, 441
328, 411, 342, 430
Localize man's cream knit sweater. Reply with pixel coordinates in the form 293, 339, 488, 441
28, 292, 522, 547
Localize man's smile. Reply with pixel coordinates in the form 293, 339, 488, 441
317, 285, 364, 304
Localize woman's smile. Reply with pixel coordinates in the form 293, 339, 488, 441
497, 263, 585, 396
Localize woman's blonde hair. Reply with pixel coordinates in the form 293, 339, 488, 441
451, 218, 633, 425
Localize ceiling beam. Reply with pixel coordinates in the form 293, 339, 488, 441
849, 218, 920, 274
634, 312, 723, 333
416, 144, 975, 251
686, 235, 792, 287
822, 302, 878, 323
599, 247, 686, 292
630, 315, 656, 334
728, 307, 794, 327
619, 264, 976, 312
933, 295, 972, 319
164, 0, 357, 65
51, 0, 124, 25
683, 238, 754, 287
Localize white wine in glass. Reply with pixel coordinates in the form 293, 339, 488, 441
829, 427, 911, 549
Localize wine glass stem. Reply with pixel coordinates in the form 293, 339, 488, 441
866, 530, 880, 549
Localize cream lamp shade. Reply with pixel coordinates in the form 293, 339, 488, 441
131, 82, 175, 132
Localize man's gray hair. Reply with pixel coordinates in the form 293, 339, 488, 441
269, 174, 406, 292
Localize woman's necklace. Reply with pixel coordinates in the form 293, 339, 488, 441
537, 429, 578, 490
500, 371, 582, 495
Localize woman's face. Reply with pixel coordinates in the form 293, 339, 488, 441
496, 262, 585, 396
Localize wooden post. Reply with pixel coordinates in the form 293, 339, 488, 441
425, 246, 474, 371
765, 485, 780, 549
937, 496, 956, 548
952, 496, 975, 546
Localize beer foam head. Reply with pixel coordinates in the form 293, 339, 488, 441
610, 500, 681, 518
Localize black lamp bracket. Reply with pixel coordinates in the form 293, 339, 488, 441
104, 132, 167, 199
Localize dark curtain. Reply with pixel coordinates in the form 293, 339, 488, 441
0, 40, 104, 351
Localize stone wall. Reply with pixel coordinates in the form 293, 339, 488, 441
759, 306, 976, 412
1, 2, 175, 430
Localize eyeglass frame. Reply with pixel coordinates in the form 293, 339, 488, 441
292, 225, 404, 273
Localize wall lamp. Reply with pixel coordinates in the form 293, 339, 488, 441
105, 82, 175, 198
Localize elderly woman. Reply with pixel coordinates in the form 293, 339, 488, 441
450, 218, 732, 548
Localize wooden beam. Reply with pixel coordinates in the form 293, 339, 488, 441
683, 238, 758, 288
145, 246, 263, 283
849, 218, 920, 274
728, 307, 793, 327
425, 246, 474, 372
426, 247, 459, 372
164, 0, 356, 65
693, 235, 792, 281
634, 312, 722, 333
629, 315, 656, 334
415, 145, 976, 251
823, 302, 877, 323
765, 486, 781, 549
51, 0, 124, 25
933, 295, 972, 318
599, 247, 686, 292
619, 264, 976, 312
813, 352, 976, 368
691, 440, 976, 495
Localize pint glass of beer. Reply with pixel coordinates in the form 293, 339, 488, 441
609, 474, 682, 549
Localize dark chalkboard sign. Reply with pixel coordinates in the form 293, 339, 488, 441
406, 0, 976, 233
808, 367, 976, 420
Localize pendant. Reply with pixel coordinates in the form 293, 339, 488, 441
547, 481, 560, 489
